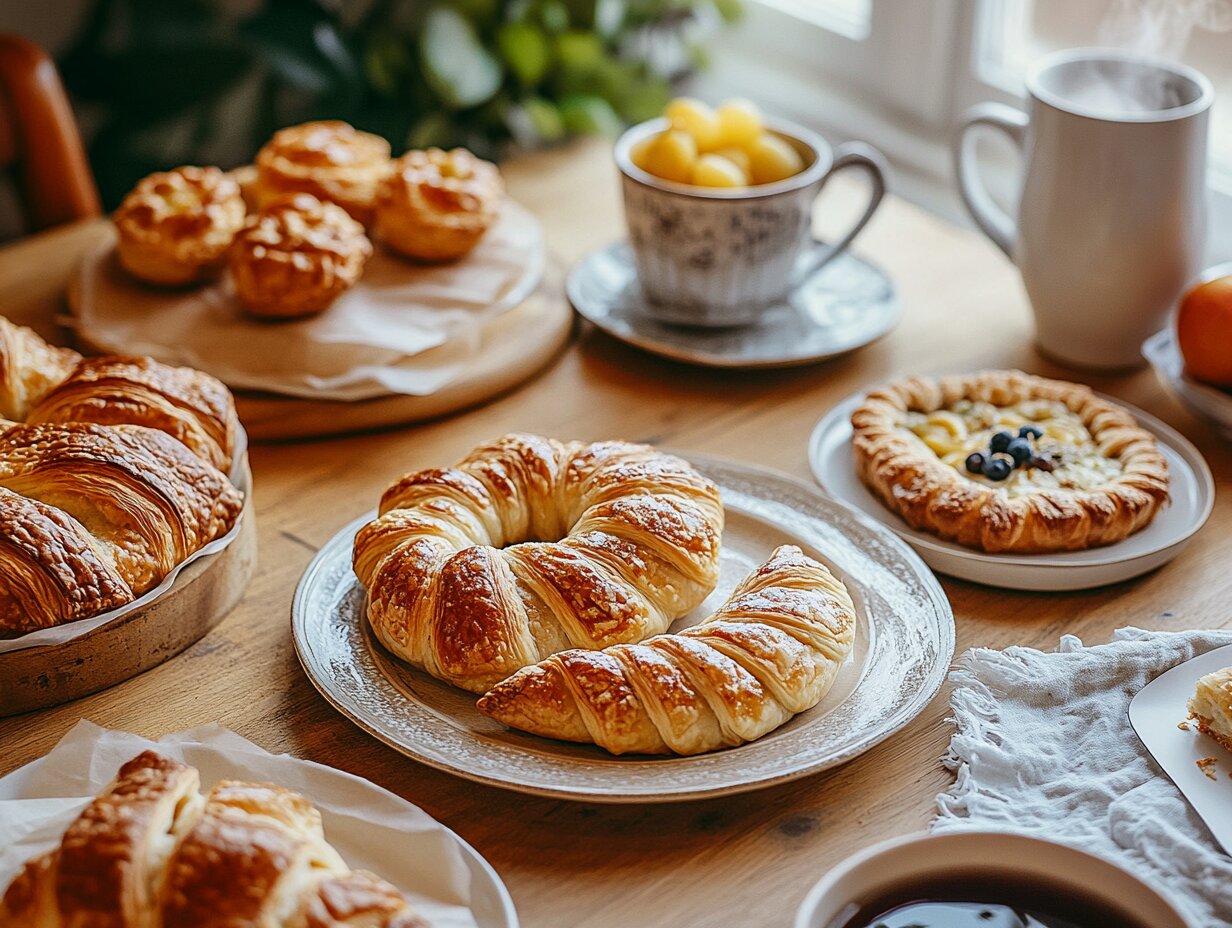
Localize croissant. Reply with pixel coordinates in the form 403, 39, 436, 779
0, 750, 431, 928
353, 433, 724, 693
0, 423, 242, 634
478, 545, 856, 755
0, 318, 81, 420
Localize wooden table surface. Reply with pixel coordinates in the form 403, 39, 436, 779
2, 139, 1229, 928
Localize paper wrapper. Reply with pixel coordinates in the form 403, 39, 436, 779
0, 721, 493, 928
70, 201, 545, 401
0, 428, 250, 655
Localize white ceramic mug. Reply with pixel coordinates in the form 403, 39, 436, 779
955, 48, 1213, 369
615, 118, 888, 327
795, 831, 1192, 928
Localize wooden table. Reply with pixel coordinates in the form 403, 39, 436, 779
2, 139, 1229, 928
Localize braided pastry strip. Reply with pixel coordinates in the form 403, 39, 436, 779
353, 433, 724, 694
0, 751, 430, 928
850, 370, 1170, 553
477, 545, 856, 755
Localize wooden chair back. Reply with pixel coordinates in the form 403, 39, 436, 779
0, 33, 100, 233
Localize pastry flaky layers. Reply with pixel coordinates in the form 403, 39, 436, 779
479, 545, 856, 755
1189, 666, 1232, 753
0, 317, 242, 635
0, 751, 431, 928
851, 370, 1170, 553
353, 433, 724, 694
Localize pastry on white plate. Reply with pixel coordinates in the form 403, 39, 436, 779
1189, 666, 1232, 753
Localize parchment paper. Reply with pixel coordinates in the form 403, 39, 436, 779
0, 721, 491, 928
70, 201, 544, 401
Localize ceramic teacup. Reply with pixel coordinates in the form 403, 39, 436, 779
614, 117, 888, 328
794, 831, 1192, 928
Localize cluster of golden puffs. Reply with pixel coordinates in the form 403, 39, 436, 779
631, 98, 806, 189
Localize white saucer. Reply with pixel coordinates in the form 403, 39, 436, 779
1143, 328, 1232, 440
808, 391, 1215, 591
1130, 642, 1232, 857
567, 240, 899, 369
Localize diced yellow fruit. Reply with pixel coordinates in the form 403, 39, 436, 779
748, 133, 805, 184
691, 153, 748, 188
640, 129, 698, 184
713, 146, 752, 176
630, 136, 656, 173
665, 97, 721, 151
716, 99, 762, 148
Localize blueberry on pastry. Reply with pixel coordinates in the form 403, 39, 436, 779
850, 370, 1170, 553
375, 148, 504, 262
0, 751, 432, 927
113, 166, 246, 286
254, 120, 392, 225
230, 194, 372, 320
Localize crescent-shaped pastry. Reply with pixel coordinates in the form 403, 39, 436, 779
0, 423, 242, 633
113, 165, 246, 286
26, 355, 239, 472
353, 433, 724, 693
478, 545, 856, 755
254, 120, 392, 224
374, 148, 504, 261
0, 751, 432, 928
0, 317, 82, 420
230, 194, 373, 319
850, 370, 1170, 552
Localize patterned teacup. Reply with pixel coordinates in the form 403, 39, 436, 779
614, 117, 888, 328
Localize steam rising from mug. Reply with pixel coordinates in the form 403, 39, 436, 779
1099, 0, 1232, 59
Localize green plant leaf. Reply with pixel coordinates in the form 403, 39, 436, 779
558, 93, 623, 135
239, 0, 361, 99
497, 21, 552, 86
553, 29, 607, 77
506, 96, 566, 146
419, 5, 504, 109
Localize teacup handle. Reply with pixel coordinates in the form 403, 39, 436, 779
953, 102, 1029, 258
794, 141, 889, 283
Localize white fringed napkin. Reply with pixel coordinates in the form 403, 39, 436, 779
936, 627, 1232, 927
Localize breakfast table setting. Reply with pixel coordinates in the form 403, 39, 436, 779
0, 59, 1231, 928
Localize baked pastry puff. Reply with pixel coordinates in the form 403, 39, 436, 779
375, 147, 504, 261
113, 166, 246, 286
229, 194, 372, 320
254, 120, 391, 224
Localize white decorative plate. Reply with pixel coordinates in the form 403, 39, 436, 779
292, 456, 954, 803
1143, 328, 1232, 441
567, 240, 899, 369
1130, 643, 1232, 857
809, 392, 1215, 591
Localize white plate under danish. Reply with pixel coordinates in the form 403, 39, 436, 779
292, 455, 954, 803
808, 392, 1215, 591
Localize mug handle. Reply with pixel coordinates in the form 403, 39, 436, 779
794, 140, 889, 283
953, 102, 1029, 258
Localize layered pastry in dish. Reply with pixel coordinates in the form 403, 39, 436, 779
850, 370, 1170, 553
229, 193, 372, 319
0, 751, 431, 927
113, 165, 246, 286
0, 317, 242, 634
254, 120, 392, 224
1189, 666, 1232, 753
375, 147, 504, 261
479, 545, 855, 755
352, 433, 724, 693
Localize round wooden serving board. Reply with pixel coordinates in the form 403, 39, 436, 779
0, 457, 257, 717
66, 236, 574, 442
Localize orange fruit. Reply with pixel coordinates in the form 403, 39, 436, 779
1177, 274, 1232, 387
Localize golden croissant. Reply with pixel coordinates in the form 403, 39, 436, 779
0, 751, 431, 928
353, 433, 724, 693
478, 545, 856, 755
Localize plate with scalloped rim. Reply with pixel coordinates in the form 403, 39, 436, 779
808, 391, 1215, 591
292, 454, 953, 803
